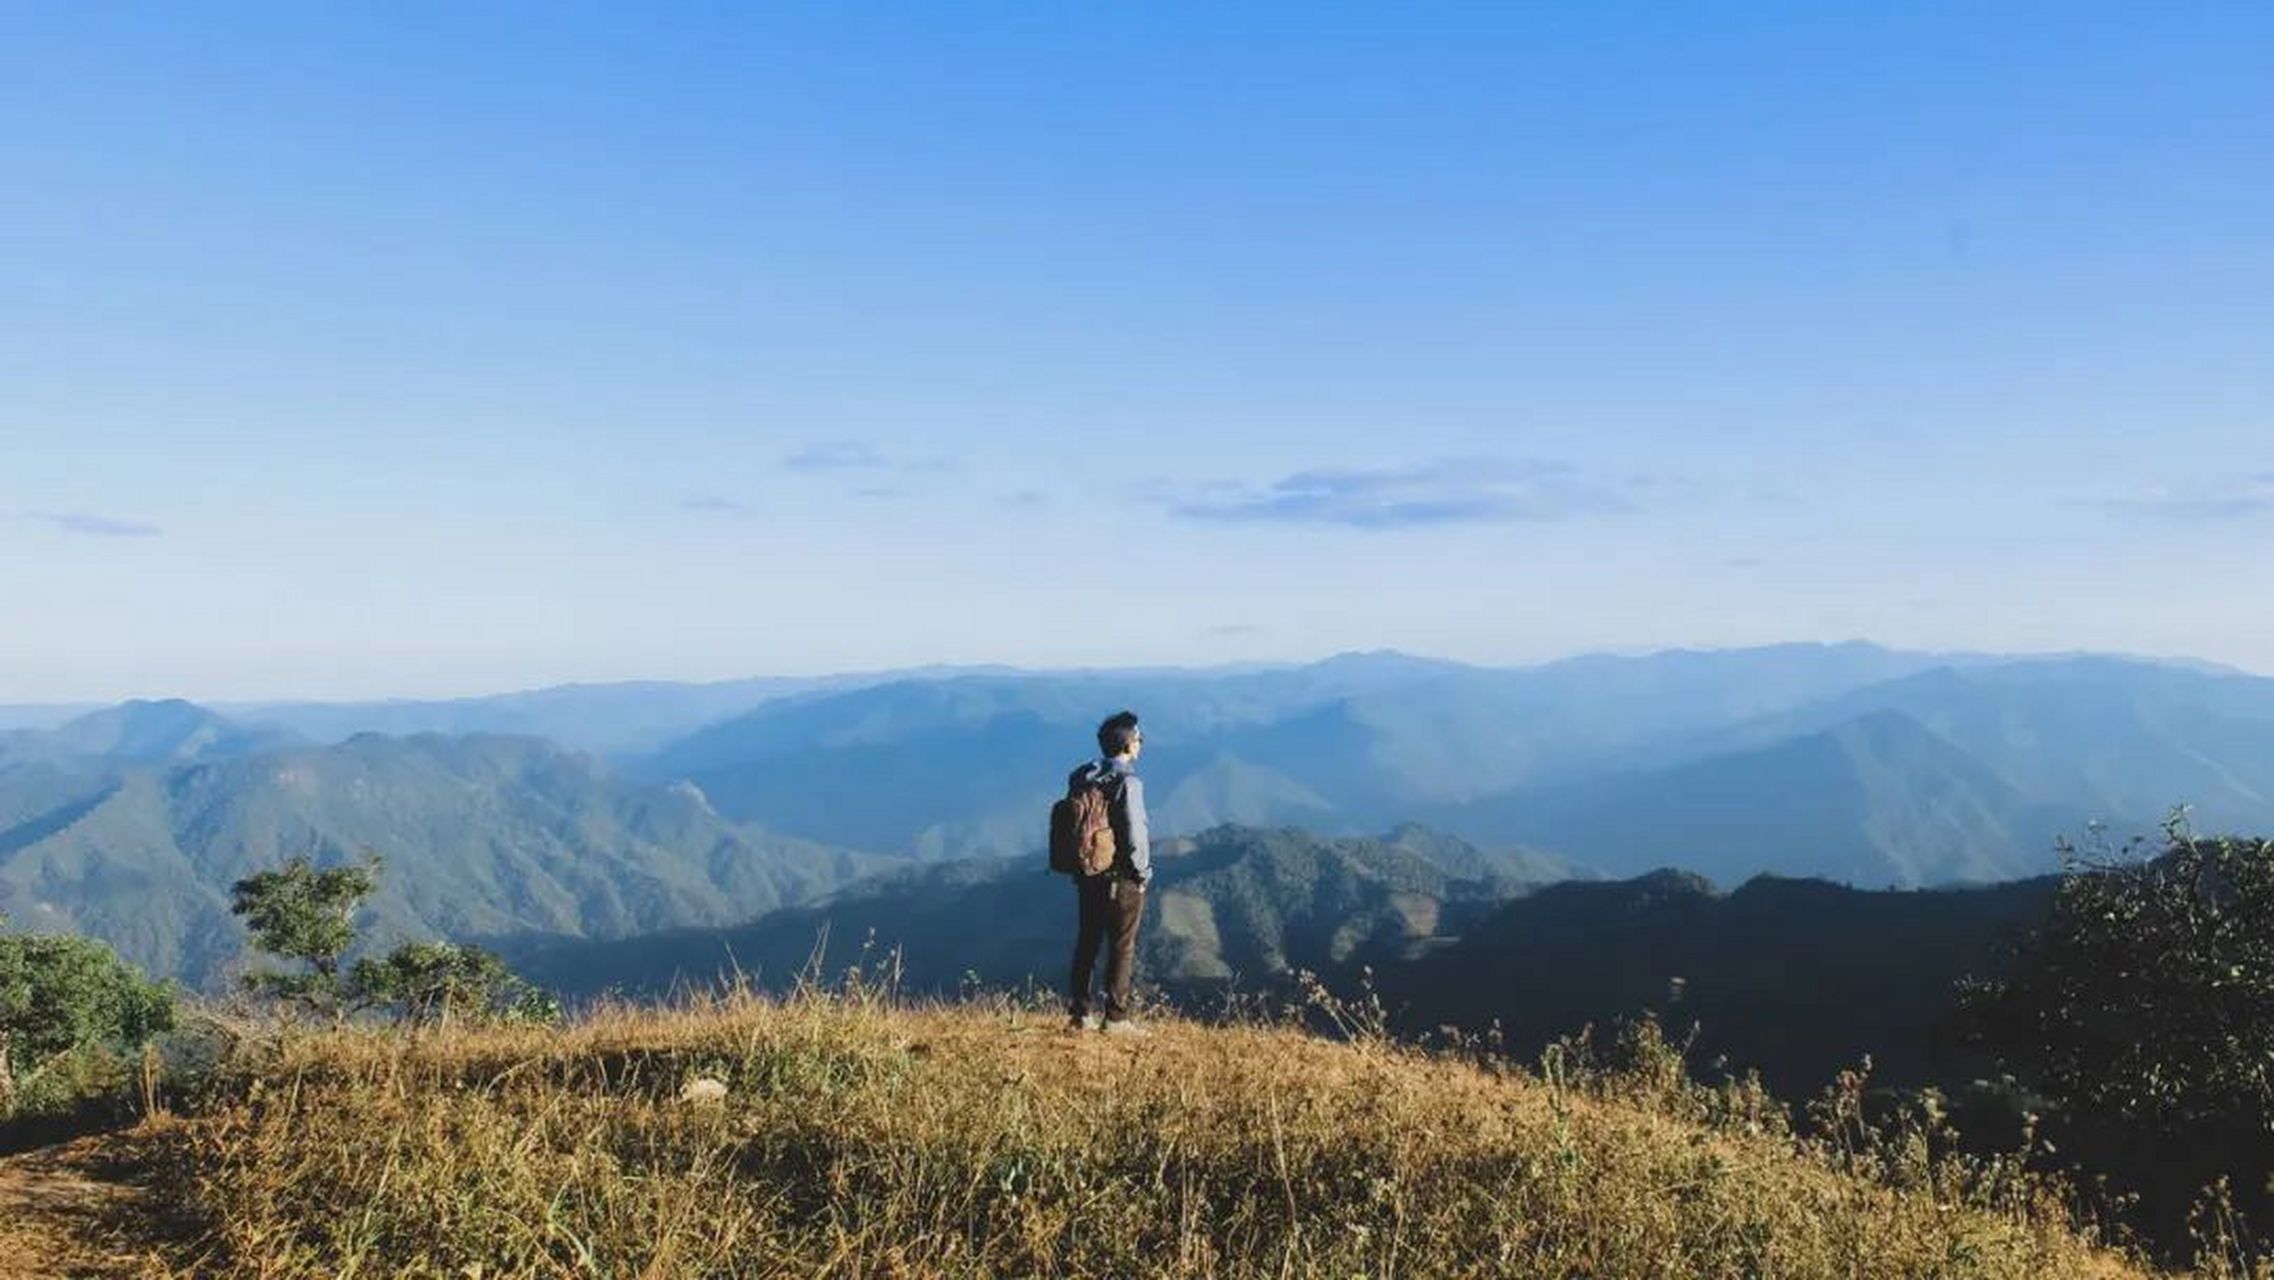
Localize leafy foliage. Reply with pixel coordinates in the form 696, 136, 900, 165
0, 919, 173, 1113
1965, 813, 2274, 1130
350, 942, 560, 1028
231, 854, 382, 1018
231, 854, 560, 1029
1963, 812, 2274, 1265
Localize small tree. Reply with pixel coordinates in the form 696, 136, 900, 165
0, 922, 174, 1114
231, 853, 382, 1021
349, 941, 558, 1028
230, 854, 559, 1029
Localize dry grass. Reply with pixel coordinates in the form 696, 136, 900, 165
105, 983, 2157, 1279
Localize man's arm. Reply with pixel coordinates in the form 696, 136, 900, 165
1122, 774, 1151, 883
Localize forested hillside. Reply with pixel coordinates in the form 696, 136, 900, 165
515, 823, 2055, 1103
514, 824, 1548, 998
0, 703, 879, 986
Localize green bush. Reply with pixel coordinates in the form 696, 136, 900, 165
0, 925, 174, 1119
350, 941, 560, 1027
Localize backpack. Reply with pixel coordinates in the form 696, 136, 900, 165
1048, 763, 1120, 877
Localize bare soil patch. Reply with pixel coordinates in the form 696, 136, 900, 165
0, 1131, 168, 1279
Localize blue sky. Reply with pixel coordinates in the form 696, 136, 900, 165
3, 2, 2270, 700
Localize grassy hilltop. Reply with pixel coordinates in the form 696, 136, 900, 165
19, 988, 2147, 1279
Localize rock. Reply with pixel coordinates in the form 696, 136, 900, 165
677, 1076, 729, 1104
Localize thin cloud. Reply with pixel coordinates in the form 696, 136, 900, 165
2087, 475, 2274, 521
681, 495, 753, 515
999, 490, 1050, 509
782, 440, 889, 472
1167, 458, 1638, 530
30, 510, 162, 538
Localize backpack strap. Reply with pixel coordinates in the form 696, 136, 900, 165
1093, 760, 1129, 800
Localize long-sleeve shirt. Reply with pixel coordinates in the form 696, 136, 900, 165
1097, 755, 1151, 883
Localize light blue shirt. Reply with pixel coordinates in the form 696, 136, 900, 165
1096, 755, 1151, 883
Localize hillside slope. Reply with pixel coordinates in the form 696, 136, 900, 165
1378, 868, 2061, 1095
514, 824, 1547, 998
0, 729, 881, 986
80, 994, 2139, 1278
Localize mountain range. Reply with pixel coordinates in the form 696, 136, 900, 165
8, 642, 2274, 990
619, 644, 2274, 884
213, 665, 1026, 756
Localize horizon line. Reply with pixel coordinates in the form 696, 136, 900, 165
6, 638, 2259, 711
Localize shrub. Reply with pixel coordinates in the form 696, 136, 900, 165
1964, 811, 2274, 1264
0, 925, 174, 1119
350, 941, 561, 1028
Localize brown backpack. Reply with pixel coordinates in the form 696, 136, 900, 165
1048, 764, 1120, 877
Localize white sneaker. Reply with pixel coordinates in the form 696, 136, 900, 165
1069, 1013, 1104, 1032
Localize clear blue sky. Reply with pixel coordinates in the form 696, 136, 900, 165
4, 2, 2270, 700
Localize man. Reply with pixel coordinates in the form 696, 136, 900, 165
1069, 709, 1151, 1035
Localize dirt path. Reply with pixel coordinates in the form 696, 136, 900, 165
0, 1133, 166, 1279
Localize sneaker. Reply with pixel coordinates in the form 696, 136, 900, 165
1101, 1018, 1151, 1039
1068, 1013, 1103, 1032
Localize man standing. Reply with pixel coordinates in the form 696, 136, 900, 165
1068, 710, 1150, 1035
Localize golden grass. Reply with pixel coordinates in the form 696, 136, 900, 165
134, 991, 2147, 1278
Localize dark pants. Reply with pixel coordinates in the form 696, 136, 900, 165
1070, 875, 1146, 1021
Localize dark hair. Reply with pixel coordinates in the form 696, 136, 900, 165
1097, 710, 1142, 757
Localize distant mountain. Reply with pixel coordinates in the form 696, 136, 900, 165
1374, 869, 2061, 1096
223, 665, 1023, 756
16, 644, 2274, 918
626, 644, 2274, 884
631, 644, 1986, 868
1435, 710, 2091, 886
39, 699, 298, 764
2, 700, 271, 772
1699, 659, 2274, 832
514, 824, 1547, 999
0, 710, 884, 986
